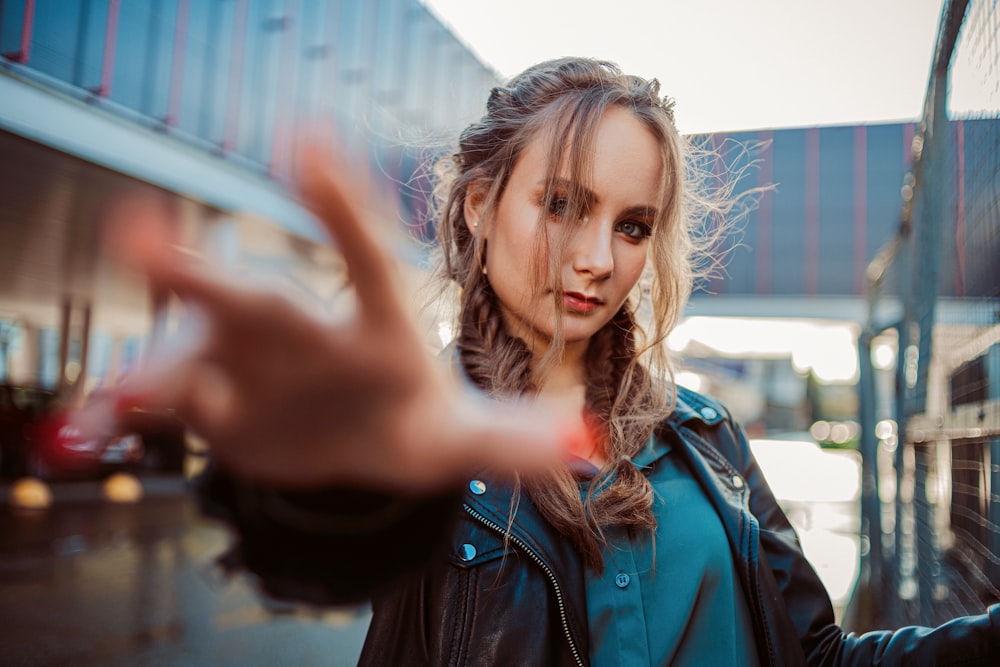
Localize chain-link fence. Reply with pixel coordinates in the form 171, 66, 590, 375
852, 0, 1000, 629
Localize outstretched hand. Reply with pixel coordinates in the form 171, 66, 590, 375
99, 145, 570, 492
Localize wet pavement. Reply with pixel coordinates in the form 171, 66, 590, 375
0, 476, 371, 666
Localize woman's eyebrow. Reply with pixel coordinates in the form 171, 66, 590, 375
621, 205, 658, 220
542, 178, 598, 205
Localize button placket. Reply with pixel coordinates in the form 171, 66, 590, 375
597, 526, 651, 663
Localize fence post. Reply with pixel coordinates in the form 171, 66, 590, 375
854, 328, 884, 627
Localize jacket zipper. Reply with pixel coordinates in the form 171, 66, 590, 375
462, 503, 586, 667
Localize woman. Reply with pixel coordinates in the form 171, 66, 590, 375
110, 58, 998, 665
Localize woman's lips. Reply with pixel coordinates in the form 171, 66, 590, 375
562, 291, 603, 314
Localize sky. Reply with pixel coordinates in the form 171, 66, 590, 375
423, 0, 946, 134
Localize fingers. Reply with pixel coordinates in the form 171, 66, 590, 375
104, 197, 244, 319
448, 395, 572, 479
108, 146, 412, 339
114, 357, 239, 447
296, 144, 408, 328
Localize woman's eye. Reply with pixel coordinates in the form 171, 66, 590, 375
617, 220, 652, 240
547, 196, 569, 219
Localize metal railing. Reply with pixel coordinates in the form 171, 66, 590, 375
853, 0, 1000, 629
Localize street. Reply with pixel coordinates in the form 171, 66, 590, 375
0, 476, 371, 666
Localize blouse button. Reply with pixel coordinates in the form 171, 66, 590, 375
469, 480, 486, 495
459, 543, 477, 561
615, 573, 631, 588
700, 406, 718, 420
731, 475, 745, 489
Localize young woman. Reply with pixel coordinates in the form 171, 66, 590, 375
110, 58, 998, 665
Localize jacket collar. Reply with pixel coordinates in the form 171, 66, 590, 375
666, 385, 727, 428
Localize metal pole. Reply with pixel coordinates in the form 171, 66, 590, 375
854, 328, 884, 628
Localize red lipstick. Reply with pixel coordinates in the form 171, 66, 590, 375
562, 291, 602, 314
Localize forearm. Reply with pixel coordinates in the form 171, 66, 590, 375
196, 464, 463, 606
810, 605, 1000, 666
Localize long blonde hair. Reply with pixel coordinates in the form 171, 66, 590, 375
431, 57, 741, 568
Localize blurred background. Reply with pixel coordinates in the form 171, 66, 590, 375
0, 0, 997, 664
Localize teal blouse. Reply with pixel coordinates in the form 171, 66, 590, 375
577, 434, 761, 666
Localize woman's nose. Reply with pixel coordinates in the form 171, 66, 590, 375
570, 220, 614, 279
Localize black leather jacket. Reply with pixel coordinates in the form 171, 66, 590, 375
199, 387, 1000, 666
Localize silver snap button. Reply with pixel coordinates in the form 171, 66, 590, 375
469, 480, 486, 495
615, 572, 630, 588
459, 543, 477, 561
731, 475, 744, 489
700, 406, 718, 420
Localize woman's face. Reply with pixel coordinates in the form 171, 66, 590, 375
475, 106, 662, 355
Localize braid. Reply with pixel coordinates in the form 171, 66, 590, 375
583, 306, 664, 455
583, 307, 658, 546
456, 277, 534, 396
583, 306, 634, 438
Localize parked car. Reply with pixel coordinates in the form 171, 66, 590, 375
27, 405, 145, 481
25, 387, 196, 480
3, 382, 192, 481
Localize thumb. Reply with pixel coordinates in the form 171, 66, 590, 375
449, 394, 579, 477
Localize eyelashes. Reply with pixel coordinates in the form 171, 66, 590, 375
616, 220, 653, 240
546, 195, 570, 219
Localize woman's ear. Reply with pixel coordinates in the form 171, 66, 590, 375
464, 181, 488, 237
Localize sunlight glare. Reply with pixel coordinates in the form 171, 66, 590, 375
672, 317, 859, 383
